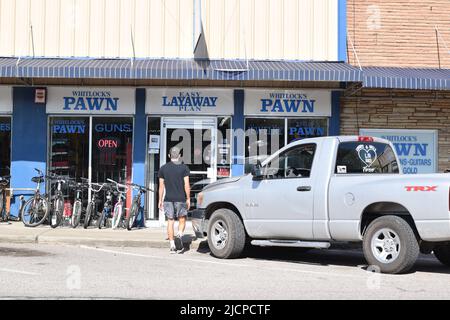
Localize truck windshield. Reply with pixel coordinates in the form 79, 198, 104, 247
335, 142, 399, 174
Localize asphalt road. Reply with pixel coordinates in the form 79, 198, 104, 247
0, 243, 449, 300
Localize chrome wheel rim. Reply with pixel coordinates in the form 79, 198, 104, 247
371, 228, 401, 264
211, 220, 228, 250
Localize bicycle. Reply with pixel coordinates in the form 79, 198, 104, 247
0, 175, 11, 222
48, 173, 69, 229
70, 180, 88, 228
107, 178, 129, 229
126, 183, 153, 231
21, 169, 49, 227
83, 180, 104, 229
96, 183, 115, 229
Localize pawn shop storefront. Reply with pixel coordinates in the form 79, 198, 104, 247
243, 89, 336, 173
46, 87, 135, 208
145, 88, 234, 219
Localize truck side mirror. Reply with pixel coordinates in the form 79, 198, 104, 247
251, 161, 263, 181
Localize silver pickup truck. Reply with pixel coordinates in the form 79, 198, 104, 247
195, 136, 450, 274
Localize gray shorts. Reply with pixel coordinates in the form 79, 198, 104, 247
164, 202, 188, 220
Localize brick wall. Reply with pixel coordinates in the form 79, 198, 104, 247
341, 89, 450, 172
347, 0, 450, 68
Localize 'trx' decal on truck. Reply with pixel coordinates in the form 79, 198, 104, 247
405, 186, 438, 192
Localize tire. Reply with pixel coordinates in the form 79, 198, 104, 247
83, 202, 94, 229
434, 245, 450, 267
207, 208, 246, 259
126, 201, 139, 231
0, 191, 4, 221
71, 201, 82, 228
111, 205, 123, 229
50, 197, 64, 229
21, 197, 49, 227
363, 215, 419, 274
97, 210, 106, 229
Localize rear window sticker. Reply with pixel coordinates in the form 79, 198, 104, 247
337, 165, 347, 174
356, 144, 378, 173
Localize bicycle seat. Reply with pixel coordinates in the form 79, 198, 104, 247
32, 176, 44, 184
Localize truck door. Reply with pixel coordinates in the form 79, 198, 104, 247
246, 143, 317, 239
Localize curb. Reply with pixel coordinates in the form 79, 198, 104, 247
0, 234, 207, 250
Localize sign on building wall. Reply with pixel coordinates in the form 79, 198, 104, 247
146, 88, 234, 115
0, 86, 12, 113
360, 129, 438, 174
244, 89, 332, 117
47, 87, 135, 114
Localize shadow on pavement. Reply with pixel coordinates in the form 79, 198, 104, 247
195, 241, 450, 275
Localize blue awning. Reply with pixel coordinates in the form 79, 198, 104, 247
363, 67, 450, 90
0, 57, 361, 82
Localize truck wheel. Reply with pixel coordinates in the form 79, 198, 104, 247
363, 216, 419, 274
207, 209, 246, 259
434, 245, 450, 267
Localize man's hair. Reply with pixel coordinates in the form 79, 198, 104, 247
169, 146, 181, 159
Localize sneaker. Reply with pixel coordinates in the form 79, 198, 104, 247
170, 246, 177, 254
174, 235, 183, 251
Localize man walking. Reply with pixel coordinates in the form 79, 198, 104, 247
158, 147, 190, 253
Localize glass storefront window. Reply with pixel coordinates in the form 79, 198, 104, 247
287, 118, 328, 143
49, 117, 89, 180
91, 117, 133, 184
217, 116, 232, 178
147, 117, 161, 220
0, 117, 11, 177
244, 117, 329, 173
245, 118, 285, 173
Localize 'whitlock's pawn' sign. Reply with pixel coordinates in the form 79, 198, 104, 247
47, 87, 135, 114
244, 89, 332, 116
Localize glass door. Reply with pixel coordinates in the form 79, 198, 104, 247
161, 117, 217, 211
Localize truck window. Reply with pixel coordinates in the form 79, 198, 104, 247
263, 144, 316, 179
335, 142, 399, 174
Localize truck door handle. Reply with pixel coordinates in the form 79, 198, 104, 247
297, 186, 311, 192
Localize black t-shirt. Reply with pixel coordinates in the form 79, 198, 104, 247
158, 161, 190, 202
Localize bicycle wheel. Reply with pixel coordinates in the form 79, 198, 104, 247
126, 201, 139, 231
71, 200, 82, 228
111, 204, 123, 229
83, 202, 94, 229
50, 196, 64, 228
0, 190, 4, 221
97, 209, 107, 229
21, 197, 49, 227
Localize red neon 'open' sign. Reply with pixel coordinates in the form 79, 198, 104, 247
98, 139, 118, 149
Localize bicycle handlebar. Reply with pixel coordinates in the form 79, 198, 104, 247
106, 178, 129, 193
127, 183, 153, 193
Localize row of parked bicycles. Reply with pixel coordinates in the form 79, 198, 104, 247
3, 168, 152, 230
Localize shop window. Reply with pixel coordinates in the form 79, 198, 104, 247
287, 118, 328, 144
245, 118, 285, 173
0, 117, 11, 177
91, 117, 133, 184
147, 117, 161, 220
217, 116, 232, 178
49, 117, 89, 180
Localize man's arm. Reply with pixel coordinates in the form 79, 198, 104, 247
158, 178, 165, 209
184, 176, 190, 210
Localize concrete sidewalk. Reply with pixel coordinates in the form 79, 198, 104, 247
0, 221, 206, 249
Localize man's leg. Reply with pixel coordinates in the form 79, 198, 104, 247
164, 202, 177, 253
178, 215, 186, 236
167, 218, 175, 241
